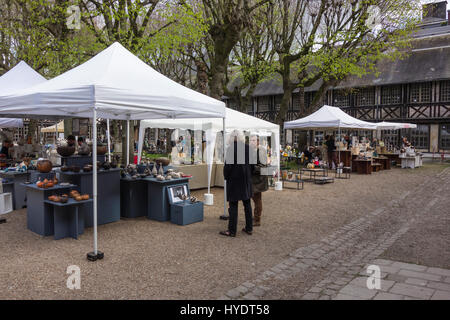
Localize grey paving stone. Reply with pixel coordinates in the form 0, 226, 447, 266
323, 289, 336, 295
252, 287, 266, 297
333, 293, 365, 300
427, 267, 450, 278
430, 290, 450, 300
301, 293, 319, 300
373, 292, 405, 300
235, 286, 249, 294
390, 283, 435, 300
398, 270, 442, 282
339, 284, 378, 299
348, 276, 395, 292
444, 277, 450, 284
218, 295, 231, 300
226, 289, 242, 299
426, 281, 450, 292
405, 278, 428, 286
391, 262, 427, 272
319, 295, 331, 300
386, 273, 408, 283
242, 293, 259, 300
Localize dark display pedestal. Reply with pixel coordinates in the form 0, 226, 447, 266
44, 198, 92, 240
170, 201, 204, 226
120, 178, 148, 218
59, 168, 120, 227
61, 155, 106, 168
0, 171, 30, 210
24, 183, 76, 236
353, 159, 372, 174
29, 170, 56, 183
143, 177, 190, 222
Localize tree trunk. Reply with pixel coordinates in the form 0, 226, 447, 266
63, 119, 72, 139
195, 60, 208, 95
209, 61, 227, 100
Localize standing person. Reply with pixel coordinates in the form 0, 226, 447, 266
250, 135, 268, 227
220, 132, 254, 237
326, 135, 336, 169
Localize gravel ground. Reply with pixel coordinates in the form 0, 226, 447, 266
0, 162, 448, 299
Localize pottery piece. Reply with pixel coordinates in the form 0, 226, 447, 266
155, 157, 170, 166
37, 159, 53, 173
57, 146, 75, 157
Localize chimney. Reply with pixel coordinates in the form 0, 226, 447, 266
422, 1, 448, 20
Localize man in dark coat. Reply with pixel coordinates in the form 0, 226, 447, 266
250, 135, 268, 227
220, 135, 254, 237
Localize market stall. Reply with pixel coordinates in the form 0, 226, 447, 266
0, 42, 226, 260
284, 105, 378, 171
137, 107, 280, 195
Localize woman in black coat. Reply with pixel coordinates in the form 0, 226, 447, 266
220, 138, 254, 237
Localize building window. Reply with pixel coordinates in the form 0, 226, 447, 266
273, 95, 282, 111
381, 85, 402, 105
314, 131, 324, 146
355, 87, 375, 106
410, 124, 429, 150
440, 124, 450, 150
410, 82, 431, 103
381, 130, 399, 149
257, 96, 270, 112
440, 81, 450, 102
333, 90, 350, 107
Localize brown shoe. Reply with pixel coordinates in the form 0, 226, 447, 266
254, 221, 261, 227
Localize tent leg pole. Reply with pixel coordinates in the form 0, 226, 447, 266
220, 117, 228, 220
107, 119, 111, 163
87, 110, 103, 262
126, 120, 130, 165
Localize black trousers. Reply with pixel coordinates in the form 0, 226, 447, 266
228, 199, 253, 234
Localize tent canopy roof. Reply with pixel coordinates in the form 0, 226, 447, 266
140, 107, 279, 134
0, 42, 225, 121
0, 61, 46, 95
376, 121, 417, 130
284, 105, 378, 130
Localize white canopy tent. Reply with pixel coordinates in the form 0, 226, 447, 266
376, 121, 417, 130
0, 42, 226, 260
284, 105, 378, 165
0, 61, 46, 129
0, 118, 23, 128
284, 105, 378, 130
137, 107, 281, 198
41, 121, 64, 133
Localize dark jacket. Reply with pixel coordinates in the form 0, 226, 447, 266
252, 145, 269, 193
223, 141, 253, 202
326, 138, 335, 153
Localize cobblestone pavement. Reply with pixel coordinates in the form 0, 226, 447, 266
219, 166, 450, 300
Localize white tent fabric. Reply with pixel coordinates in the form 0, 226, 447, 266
41, 121, 64, 133
376, 121, 417, 130
0, 42, 225, 120
284, 105, 378, 130
0, 61, 46, 94
0, 60, 45, 128
0, 42, 226, 258
0, 118, 23, 128
137, 108, 281, 191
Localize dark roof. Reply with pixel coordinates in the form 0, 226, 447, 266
413, 25, 450, 38
236, 32, 450, 97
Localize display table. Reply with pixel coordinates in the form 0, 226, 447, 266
171, 163, 216, 190
379, 153, 400, 166
29, 170, 56, 183
61, 155, 106, 167
300, 168, 327, 182
373, 157, 391, 170
143, 177, 190, 221
170, 200, 204, 225
399, 155, 423, 169
120, 178, 147, 218
0, 171, 30, 210
24, 183, 76, 236
44, 198, 92, 240
353, 159, 372, 174
335, 150, 352, 167
59, 168, 120, 227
